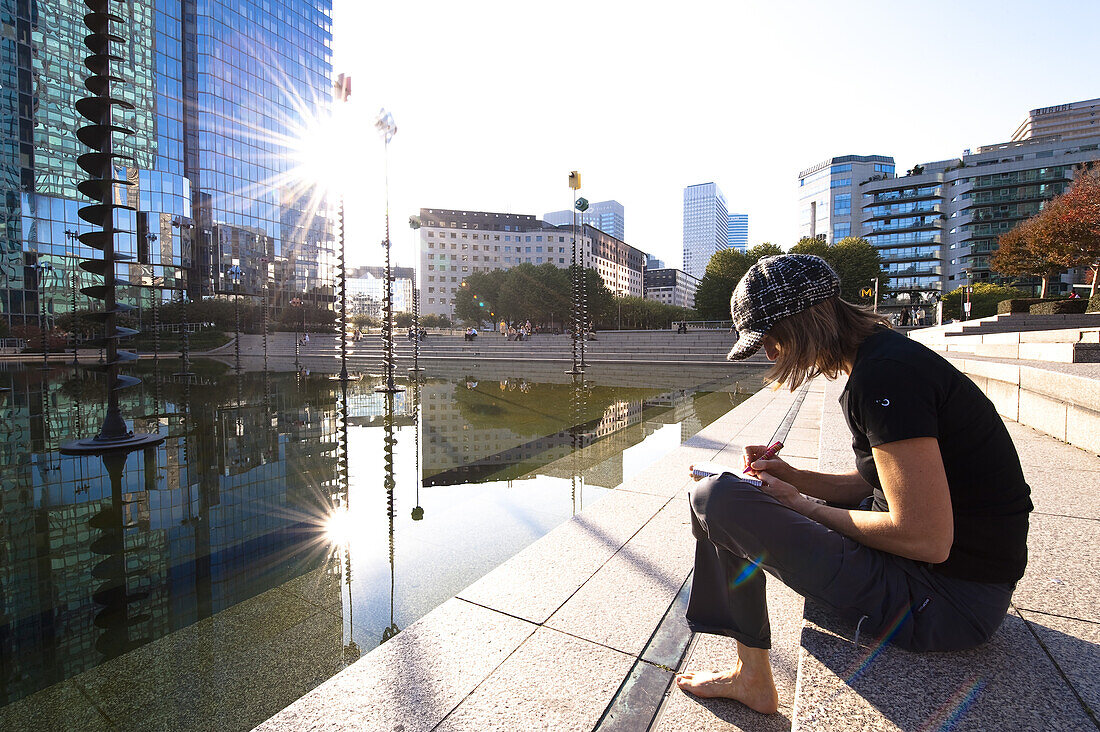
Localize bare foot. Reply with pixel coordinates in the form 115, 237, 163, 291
675, 660, 779, 715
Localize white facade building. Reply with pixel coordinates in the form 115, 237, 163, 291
418, 209, 645, 318
644, 268, 699, 309
682, 182, 728, 279
1011, 98, 1100, 143
346, 266, 414, 316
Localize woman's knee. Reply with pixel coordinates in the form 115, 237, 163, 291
689, 473, 761, 527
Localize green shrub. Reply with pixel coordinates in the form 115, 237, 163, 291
1029, 299, 1089, 315
941, 283, 1028, 320
1088, 294, 1100, 314
997, 298, 1046, 314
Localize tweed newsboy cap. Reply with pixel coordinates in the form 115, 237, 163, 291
726, 254, 841, 361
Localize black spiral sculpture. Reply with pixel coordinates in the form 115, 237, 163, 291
380, 390, 400, 643
62, 0, 163, 455
89, 451, 151, 659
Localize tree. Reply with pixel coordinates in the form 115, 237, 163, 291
693, 249, 753, 320
789, 237, 829, 259
748, 242, 784, 260
1049, 168, 1100, 296
990, 214, 1068, 298
940, 282, 1028, 321
791, 236, 887, 304
830, 237, 888, 302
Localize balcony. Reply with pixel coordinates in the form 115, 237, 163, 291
864, 186, 942, 205
968, 169, 1070, 191
863, 203, 941, 222
883, 264, 942, 277
865, 217, 943, 234
877, 246, 941, 264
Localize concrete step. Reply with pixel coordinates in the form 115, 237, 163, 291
793, 375, 1100, 730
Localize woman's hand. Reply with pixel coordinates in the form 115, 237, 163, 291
743, 444, 800, 486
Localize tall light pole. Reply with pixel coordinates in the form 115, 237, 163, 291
408, 215, 423, 376
334, 73, 352, 382
291, 296, 303, 370
64, 229, 80, 363
375, 108, 403, 393
259, 255, 269, 368
227, 262, 243, 371
567, 171, 584, 375
33, 260, 54, 371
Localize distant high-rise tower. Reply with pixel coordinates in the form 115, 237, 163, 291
543, 199, 625, 240
727, 213, 749, 251
682, 183, 728, 279
645, 254, 665, 270
797, 155, 894, 243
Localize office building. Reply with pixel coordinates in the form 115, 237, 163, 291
682, 182, 728, 279
644, 268, 700, 309
727, 213, 749, 251
859, 128, 1100, 310
0, 0, 334, 333
543, 200, 625, 241
418, 208, 645, 318
645, 254, 665, 270
799, 155, 895, 243
1011, 98, 1100, 143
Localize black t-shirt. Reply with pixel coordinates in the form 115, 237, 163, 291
841, 327, 1032, 583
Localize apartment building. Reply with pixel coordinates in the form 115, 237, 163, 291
418, 208, 645, 318
644, 268, 700, 309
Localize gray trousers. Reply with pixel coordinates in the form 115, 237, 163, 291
685, 475, 1015, 652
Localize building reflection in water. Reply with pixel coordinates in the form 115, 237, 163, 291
0, 361, 755, 724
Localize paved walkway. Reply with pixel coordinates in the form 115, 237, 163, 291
256, 381, 823, 731
255, 369, 1099, 730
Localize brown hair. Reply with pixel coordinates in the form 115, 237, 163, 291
765, 297, 889, 390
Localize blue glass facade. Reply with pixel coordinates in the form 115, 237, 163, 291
182, 0, 335, 305
0, 0, 334, 332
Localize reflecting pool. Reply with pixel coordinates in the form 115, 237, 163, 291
0, 359, 765, 729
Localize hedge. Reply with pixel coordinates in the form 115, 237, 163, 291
1088, 294, 1100, 314
997, 298, 1047, 314
1029, 299, 1089, 315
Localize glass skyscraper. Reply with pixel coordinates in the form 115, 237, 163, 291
727, 213, 749, 252
682, 182, 728, 279
0, 0, 334, 333
543, 199, 626, 241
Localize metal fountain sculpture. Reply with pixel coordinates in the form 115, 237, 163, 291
375, 108, 403, 393
62, 0, 164, 456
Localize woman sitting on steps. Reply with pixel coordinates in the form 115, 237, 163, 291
676, 255, 1032, 714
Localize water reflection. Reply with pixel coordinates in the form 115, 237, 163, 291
0, 360, 761, 728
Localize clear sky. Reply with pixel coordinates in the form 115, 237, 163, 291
328, 0, 1099, 270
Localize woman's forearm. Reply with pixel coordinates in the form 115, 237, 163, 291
789, 468, 873, 507
797, 497, 948, 564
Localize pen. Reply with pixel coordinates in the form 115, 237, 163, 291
744, 440, 784, 475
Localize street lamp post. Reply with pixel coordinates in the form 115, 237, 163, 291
567, 172, 586, 374
375, 108, 403, 394
227, 263, 243, 371
64, 229, 80, 364
259, 256, 269, 368
33, 261, 54, 371
291, 296, 303, 370
408, 215, 423, 376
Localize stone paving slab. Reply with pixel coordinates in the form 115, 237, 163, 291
654, 579, 806, 732
435, 627, 634, 732
1017, 609, 1100, 719
792, 605, 1094, 731
546, 498, 695, 656
457, 489, 668, 624
255, 598, 537, 732
1020, 464, 1100, 520
1013, 512, 1100, 623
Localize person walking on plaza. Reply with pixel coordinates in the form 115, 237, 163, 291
676, 255, 1032, 715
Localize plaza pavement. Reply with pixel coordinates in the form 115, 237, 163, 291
255, 352, 1100, 731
